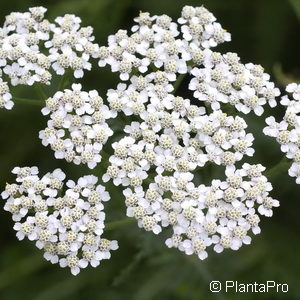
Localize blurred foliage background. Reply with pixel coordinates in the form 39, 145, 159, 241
0, 0, 300, 299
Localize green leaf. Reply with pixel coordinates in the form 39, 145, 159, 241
289, 0, 300, 20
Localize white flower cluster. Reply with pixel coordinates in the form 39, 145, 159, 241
0, 6, 99, 109
98, 6, 278, 116
1, 167, 118, 275
0, 77, 13, 109
106, 80, 255, 168
264, 83, 300, 183
105, 139, 278, 258
189, 52, 280, 115
98, 6, 230, 81
103, 78, 279, 258
97, 5, 281, 260
39, 84, 114, 169
1, 5, 283, 270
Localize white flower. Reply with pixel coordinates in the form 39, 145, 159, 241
264, 82, 300, 184
237, 86, 266, 116
0, 79, 13, 109
39, 84, 114, 169
286, 83, 300, 101
0, 7, 100, 110
257, 197, 279, 217
1, 167, 118, 275
288, 162, 300, 184
1, 5, 283, 266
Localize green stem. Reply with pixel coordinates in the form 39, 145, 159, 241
13, 97, 44, 106
34, 84, 47, 100
150, 64, 158, 73
204, 101, 212, 114
264, 156, 292, 180
106, 217, 135, 231
173, 73, 186, 93
222, 103, 236, 115
100, 150, 111, 169
58, 71, 70, 91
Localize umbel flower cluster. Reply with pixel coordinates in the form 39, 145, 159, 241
0, 5, 296, 275
264, 83, 300, 183
0, 6, 99, 109
1, 167, 118, 275
39, 83, 115, 169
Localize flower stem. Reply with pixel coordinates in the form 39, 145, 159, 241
173, 73, 186, 93
58, 71, 70, 91
106, 217, 135, 231
222, 103, 236, 115
13, 97, 44, 106
264, 156, 292, 180
34, 84, 47, 100
99, 150, 111, 169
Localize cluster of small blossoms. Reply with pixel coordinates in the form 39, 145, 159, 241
104, 130, 278, 258
39, 84, 115, 169
1, 5, 283, 268
98, 6, 230, 81
98, 5, 282, 260
189, 50, 280, 115
1, 167, 118, 275
0, 6, 99, 109
102, 73, 279, 258
264, 83, 300, 183
165, 164, 279, 257
99, 6, 279, 116
106, 74, 255, 165
0, 77, 13, 109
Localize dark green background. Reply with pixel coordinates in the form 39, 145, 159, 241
0, 0, 299, 299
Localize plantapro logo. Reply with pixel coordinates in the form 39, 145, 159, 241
210, 280, 289, 293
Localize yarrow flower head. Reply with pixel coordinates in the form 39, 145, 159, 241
1, 167, 118, 275
98, 6, 230, 80
102, 98, 277, 258
189, 57, 280, 115
264, 83, 300, 183
1, 5, 285, 274
98, 5, 278, 116
0, 77, 13, 109
96, 5, 280, 261
39, 83, 115, 169
0, 7, 100, 110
